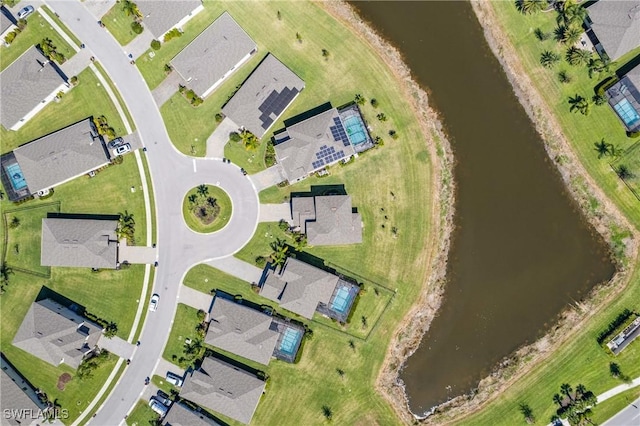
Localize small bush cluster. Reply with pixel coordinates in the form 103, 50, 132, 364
77, 350, 110, 379
178, 85, 203, 106
131, 21, 143, 35
70, 75, 78, 86
265, 141, 276, 167
150, 39, 161, 50
38, 38, 65, 64
93, 115, 116, 139
163, 28, 182, 42
4, 28, 20, 44
597, 308, 634, 344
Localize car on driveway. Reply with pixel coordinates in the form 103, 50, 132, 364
107, 137, 125, 149
148, 398, 168, 417
153, 391, 172, 407
17, 5, 34, 19
149, 294, 159, 312
165, 372, 183, 387
113, 143, 131, 156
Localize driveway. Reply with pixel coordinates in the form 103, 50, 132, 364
206, 117, 238, 158
45, 2, 260, 425
178, 285, 213, 313
249, 164, 286, 192
119, 241, 157, 264
206, 256, 263, 284
97, 335, 136, 360
151, 70, 183, 107
259, 203, 291, 223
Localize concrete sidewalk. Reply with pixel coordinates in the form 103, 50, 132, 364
206, 117, 238, 158
206, 256, 263, 284
259, 203, 291, 223
60, 49, 92, 77
249, 164, 286, 192
125, 29, 155, 60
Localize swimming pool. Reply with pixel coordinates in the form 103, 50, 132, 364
343, 114, 368, 145
6, 163, 27, 191
331, 285, 353, 314
613, 99, 640, 127
279, 327, 301, 355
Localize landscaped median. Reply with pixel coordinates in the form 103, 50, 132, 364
182, 184, 231, 233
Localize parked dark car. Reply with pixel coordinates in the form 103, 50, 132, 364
107, 137, 125, 149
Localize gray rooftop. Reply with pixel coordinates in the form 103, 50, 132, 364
162, 401, 221, 426
171, 11, 256, 98
222, 54, 304, 138
274, 108, 355, 182
12, 299, 103, 369
137, 0, 202, 39
179, 357, 265, 425
13, 118, 110, 193
206, 297, 278, 365
41, 218, 118, 269
1, 46, 69, 130
292, 195, 362, 246
1, 6, 16, 35
626, 61, 640, 90
1, 354, 47, 426
260, 258, 338, 319
587, 0, 640, 60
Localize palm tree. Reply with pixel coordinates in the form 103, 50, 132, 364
321, 405, 333, 421
519, 403, 535, 424
553, 393, 564, 407
270, 239, 289, 266
568, 94, 590, 115
566, 47, 592, 66
0, 263, 13, 293
540, 51, 560, 68
562, 26, 582, 45
560, 383, 573, 401
354, 94, 365, 105
609, 362, 622, 378
206, 197, 217, 208
588, 57, 614, 78
197, 184, 209, 198
336, 368, 345, 379
594, 139, 613, 158
516, 0, 546, 15
188, 194, 198, 205
121, 0, 141, 18
617, 164, 633, 180
558, 70, 572, 84
557, 4, 587, 27
240, 130, 259, 151
575, 384, 587, 399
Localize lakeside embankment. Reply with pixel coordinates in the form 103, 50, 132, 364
319, 2, 456, 424
411, 1, 640, 424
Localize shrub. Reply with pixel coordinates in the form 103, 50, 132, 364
4, 31, 17, 44
214, 113, 223, 123
17, 18, 26, 30
592, 94, 606, 106
370, 98, 379, 108
255, 256, 267, 268
131, 21, 143, 34
164, 63, 172, 74
150, 39, 161, 50
70, 75, 78, 85
627, 130, 640, 139
389, 129, 398, 139
163, 28, 182, 42
597, 309, 634, 344
178, 84, 186, 94
229, 132, 241, 143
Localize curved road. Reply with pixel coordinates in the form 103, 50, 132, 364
47, 1, 259, 424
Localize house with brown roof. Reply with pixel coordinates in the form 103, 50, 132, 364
291, 194, 362, 246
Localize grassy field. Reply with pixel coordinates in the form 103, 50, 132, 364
125, 400, 159, 426
0, 67, 126, 154
93, 61, 137, 132
234, 222, 291, 266
151, 1, 407, 161
451, 3, 640, 425
182, 185, 232, 233
102, 3, 139, 46
0, 11, 76, 71
162, 303, 204, 367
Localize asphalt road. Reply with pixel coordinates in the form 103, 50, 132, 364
46, 1, 260, 424
603, 396, 640, 426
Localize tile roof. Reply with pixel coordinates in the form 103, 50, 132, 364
179, 357, 264, 425
0, 46, 68, 129
137, 0, 202, 39
41, 217, 118, 268
587, 0, 640, 60
12, 118, 110, 193
222, 54, 304, 138
12, 299, 103, 369
291, 195, 362, 246
259, 258, 338, 319
171, 11, 256, 97
206, 297, 278, 365
162, 401, 221, 426
274, 108, 355, 182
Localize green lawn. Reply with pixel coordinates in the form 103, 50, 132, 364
182, 185, 232, 233
162, 303, 205, 367
102, 4, 140, 46
93, 61, 137, 132
234, 222, 292, 266
591, 387, 640, 425
447, 3, 640, 425
125, 400, 160, 426
1, 67, 126, 154
0, 11, 76, 71
613, 141, 640, 200
40, 5, 82, 47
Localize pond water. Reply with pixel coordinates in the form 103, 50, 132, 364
353, 1, 616, 414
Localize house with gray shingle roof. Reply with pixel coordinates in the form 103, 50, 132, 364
137, 0, 204, 41
170, 12, 257, 98
0, 6, 17, 40
179, 357, 265, 425
41, 216, 119, 269
1, 353, 47, 426
605, 62, 640, 132
1, 46, 70, 131
162, 401, 222, 426
291, 195, 362, 246
12, 299, 103, 369
273, 107, 356, 183
585, 0, 640, 60
222, 54, 304, 138
259, 258, 338, 319
12, 118, 110, 194
206, 297, 279, 365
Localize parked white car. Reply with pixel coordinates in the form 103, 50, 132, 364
113, 143, 131, 156
17, 5, 34, 19
148, 294, 159, 312
165, 372, 183, 387
148, 398, 168, 417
